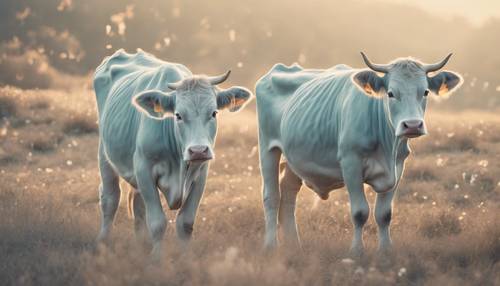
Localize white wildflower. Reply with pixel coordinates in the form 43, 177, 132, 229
436, 157, 445, 167
398, 267, 407, 277
228, 29, 236, 42
164, 37, 171, 47
477, 160, 488, 168
354, 266, 365, 276
470, 174, 478, 185
341, 258, 355, 265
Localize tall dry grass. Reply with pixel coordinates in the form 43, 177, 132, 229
0, 86, 499, 285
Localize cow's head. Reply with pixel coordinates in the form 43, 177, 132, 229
133, 71, 252, 162
352, 53, 463, 138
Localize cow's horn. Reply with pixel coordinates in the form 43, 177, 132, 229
423, 53, 453, 73
360, 52, 390, 73
167, 81, 182, 90
208, 70, 231, 85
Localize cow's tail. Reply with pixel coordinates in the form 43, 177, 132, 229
127, 186, 135, 219
279, 159, 287, 175
278, 159, 289, 181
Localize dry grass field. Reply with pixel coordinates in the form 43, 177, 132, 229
0, 85, 499, 286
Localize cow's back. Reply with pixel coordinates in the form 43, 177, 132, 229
255, 63, 326, 150
255, 63, 352, 151
93, 50, 190, 178
94, 49, 189, 112
279, 69, 356, 163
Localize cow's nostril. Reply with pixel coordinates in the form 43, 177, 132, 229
187, 145, 212, 161
189, 145, 209, 154
402, 120, 424, 130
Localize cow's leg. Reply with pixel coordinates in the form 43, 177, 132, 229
278, 163, 302, 249
134, 157, 166, 261
260, 147, 281, 250
375, 191, 395, 252
176, 166, 208, 246
97, 142, 121, 243
341, 155, 369, 257
129, 187, 148, 247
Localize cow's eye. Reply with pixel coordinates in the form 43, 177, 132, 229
387, 91, 395, 98
175, 113, 182, 121
212, 111, 218, 118
424, 89, 430, 96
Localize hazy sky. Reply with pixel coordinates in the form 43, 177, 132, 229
368, 0, 500, 25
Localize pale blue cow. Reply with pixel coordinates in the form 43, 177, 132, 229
255, 53, 463, 255
93, 49, 252, 260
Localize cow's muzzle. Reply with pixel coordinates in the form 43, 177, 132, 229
186, 145, 213, 162
396, 119, 427, 138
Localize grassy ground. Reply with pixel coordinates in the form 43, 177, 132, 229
0, 86, 499, 285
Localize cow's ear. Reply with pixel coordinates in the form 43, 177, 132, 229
216, 86, 253, 112
352, 70, 386, 98
132, 90, 175, 119
427, 71, 463, 96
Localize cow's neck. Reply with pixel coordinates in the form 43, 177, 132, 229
160, 119, 205, 205
160, 119, 184, 162
374, 99, 409, 183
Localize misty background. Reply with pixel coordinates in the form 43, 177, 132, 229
1, 0, 499, 109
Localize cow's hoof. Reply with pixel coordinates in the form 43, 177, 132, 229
134, 231, 151, 253
263, 240, 277, 250
377, 245, 393, 257
150, 251, 162, 265
376, 250, 395, 269
376, 247, 394, 266
149, 244, 164, 264
349, 246, 365, 260
262, 239, 278, 254
95, 232, 111, 246
282, 239, 303, 254
175, 238, 191, 254
91, 237, 111, 255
